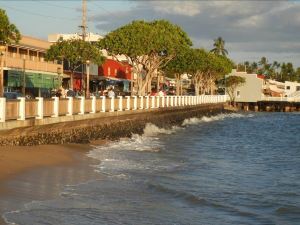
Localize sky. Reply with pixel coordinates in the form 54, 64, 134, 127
1, 0, 300, 67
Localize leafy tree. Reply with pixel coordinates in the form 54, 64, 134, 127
210, 37, 228, 56
186, 49, 233, 96
225, 75, 245, 104
98, 20, 192, 95
46, 38, 105, 90
0, 9, 21, 44
162, 47, 192, 95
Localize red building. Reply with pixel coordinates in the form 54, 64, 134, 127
98, 59, 132, 80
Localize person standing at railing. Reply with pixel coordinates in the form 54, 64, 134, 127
108, 88, 115, 98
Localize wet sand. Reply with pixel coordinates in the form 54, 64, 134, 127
0, 143, 104, 225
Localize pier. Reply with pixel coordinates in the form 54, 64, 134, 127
236, 96, 300, 112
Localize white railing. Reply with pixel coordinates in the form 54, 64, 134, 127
261, 96, 300, 102
0, 95, 227, 123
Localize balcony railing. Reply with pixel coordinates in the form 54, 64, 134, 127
4, 55, 60, 73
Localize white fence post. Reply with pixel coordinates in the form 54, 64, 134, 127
151, 96, 155, 108
78, 96, 85, 115
178, 96, 181, 106
67, 97, 73, 116
101, 96, 106, 112
125, 96, 130, 110
51, 97, 59, 118
91, 96, 96, 113
0, 98, 6, 122
110, 97, 115, 112
35, 97, 43, 119
166, 96, 169, 107
17, 97, 26, 120
118, 96, 123, 111
162, 96, 165, 108
145, 96, 149, 109
170, 96, 174, 107
156, 96, 160, 108
174, 96, 177, 107
133, 96, 137, 110
139, 96, 144, 109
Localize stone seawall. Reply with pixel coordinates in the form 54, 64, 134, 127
0, 104, 226, 146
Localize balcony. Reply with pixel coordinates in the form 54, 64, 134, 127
4, 55, 60, 74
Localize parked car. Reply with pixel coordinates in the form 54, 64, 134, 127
4, 91, 22, 99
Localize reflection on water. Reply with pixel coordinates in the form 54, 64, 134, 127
3, 113, 300, 225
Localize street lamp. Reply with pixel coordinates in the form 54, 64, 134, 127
0, 43, 6, 97
86, 60, 90, 98
57, 67, 62, 89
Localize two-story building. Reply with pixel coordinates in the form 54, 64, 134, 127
3, 35, 62, 98
226, 69, 265, 102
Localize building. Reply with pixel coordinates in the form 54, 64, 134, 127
263, 79, 285, 97
226, 69, 264, 102
284, 81, 300, 97
48, 32, 103, 43
3, 35, 62, 98
98, 59, 132, 93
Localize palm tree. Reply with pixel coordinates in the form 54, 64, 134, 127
210, 37, 228, 56
272, 61, 280, 80
251, 62, 258, 74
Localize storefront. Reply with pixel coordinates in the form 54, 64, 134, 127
4, 69, 60, 98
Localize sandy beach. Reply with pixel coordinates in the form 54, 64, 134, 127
0, 143, 103, 225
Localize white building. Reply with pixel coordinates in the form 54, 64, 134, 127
48, 32, 103, 43
226, 69, 264, 102
284, 81, 300, 97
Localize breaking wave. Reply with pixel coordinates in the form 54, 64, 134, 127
182, 113, 253, 126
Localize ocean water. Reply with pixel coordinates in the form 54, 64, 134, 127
4, 112, 300, 225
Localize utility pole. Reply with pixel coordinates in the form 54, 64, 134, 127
80, 0, 87, 41
79, 0, 87, 95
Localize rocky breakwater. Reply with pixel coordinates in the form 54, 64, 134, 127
0, 104, 226, 146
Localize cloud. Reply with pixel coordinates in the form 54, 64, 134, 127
150, 1, 202, 16
90, 0, 300, 66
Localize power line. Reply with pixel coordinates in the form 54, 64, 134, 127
1, 4, 78, 21
34, 0, 78, 10
89, 0, 115, 17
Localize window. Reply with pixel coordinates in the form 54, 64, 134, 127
286, 86, 290, 90
236, 90, 241, 98
297, 86, 300, 91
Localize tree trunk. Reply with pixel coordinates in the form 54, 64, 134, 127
175, 74, 180, 96
70, 71, 74, 90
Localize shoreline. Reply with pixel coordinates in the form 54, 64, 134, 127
0, 143, 103, 225
0, 105, 226, 224
0, 104, 226, 146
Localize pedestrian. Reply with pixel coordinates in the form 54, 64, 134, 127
108, 88, 115, 98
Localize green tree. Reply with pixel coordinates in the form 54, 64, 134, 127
186, 49, 233, 96
210, 37, 228, 56
162, 47, 192, 95
46, 38, 105, 90
0, 9, 21, 44
250, 62, 258, 74
225, 75, 246, 104
98, 20, 192, 95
